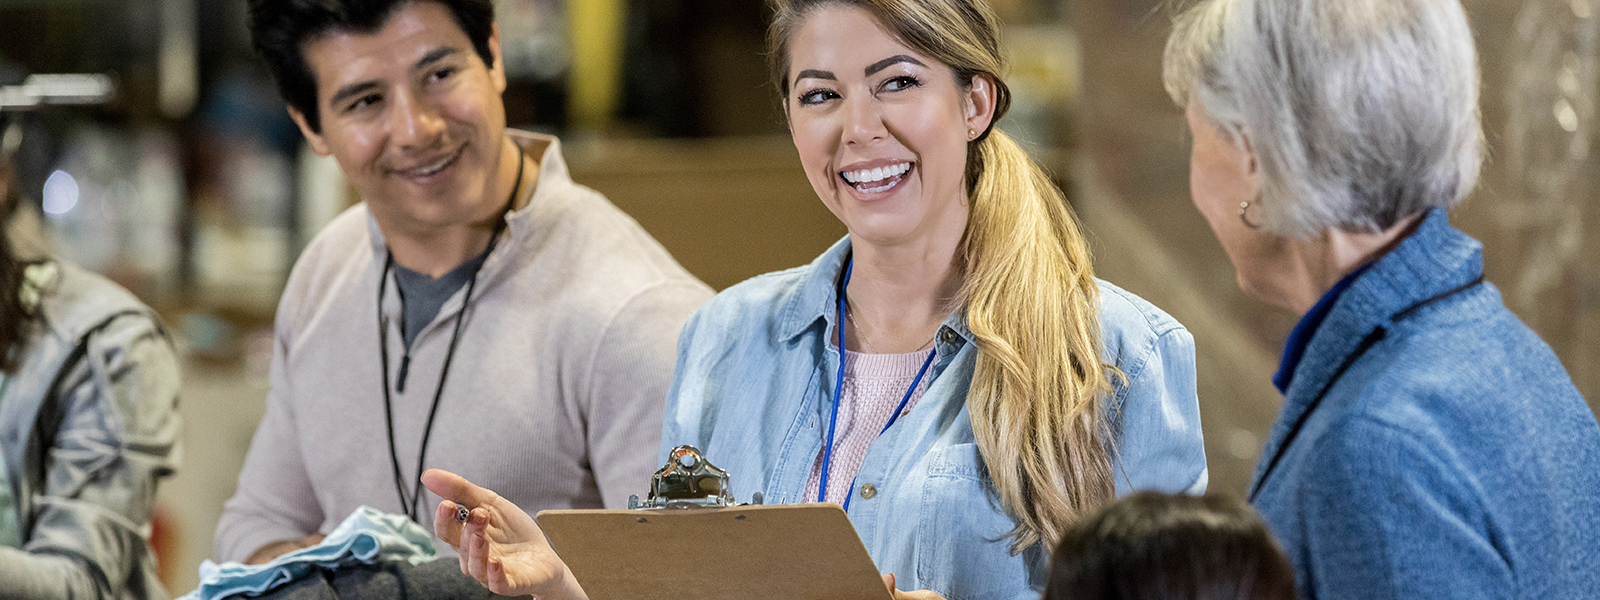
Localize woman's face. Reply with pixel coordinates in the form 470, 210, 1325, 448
784, 5, 994, 248
1185, 103, 1288, 302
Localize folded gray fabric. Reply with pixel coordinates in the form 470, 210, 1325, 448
230, 558, 517, 600
181, 507, 436, 600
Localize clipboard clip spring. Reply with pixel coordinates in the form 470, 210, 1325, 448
629, 445, 764, 510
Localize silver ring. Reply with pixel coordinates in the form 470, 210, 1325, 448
455, 504, 470, 524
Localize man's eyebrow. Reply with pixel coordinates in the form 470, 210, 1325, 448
414, 46, 464, 71
326, 47, 465, 109
793, 69, 836, 87
329, 81, 382, 108
865, 55, 926, 76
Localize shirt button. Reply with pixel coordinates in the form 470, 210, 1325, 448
860, 484, 877, 499
939, 329, 958, 345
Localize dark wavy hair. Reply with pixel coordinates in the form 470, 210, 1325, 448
247, 0, 496, 133
1047, 492, 1297, 600
0, 156, 38, 373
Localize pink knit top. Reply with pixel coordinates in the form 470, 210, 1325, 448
805, 348, 936, 505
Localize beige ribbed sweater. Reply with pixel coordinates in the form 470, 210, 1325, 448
213, 132, 711, 562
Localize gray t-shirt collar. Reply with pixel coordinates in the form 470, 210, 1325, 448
391, 249, 490, 351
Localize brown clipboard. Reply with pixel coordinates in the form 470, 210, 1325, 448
536, 503, 894, 600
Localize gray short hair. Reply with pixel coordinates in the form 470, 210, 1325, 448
1163, 0, 1483, 238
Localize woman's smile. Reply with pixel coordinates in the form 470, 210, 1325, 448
785, 4, 980, 244
840, 161, 914, 196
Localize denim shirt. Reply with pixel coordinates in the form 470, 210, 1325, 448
1249, 210, 1600, 599
662, 238, 1207, 600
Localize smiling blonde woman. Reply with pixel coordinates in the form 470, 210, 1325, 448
424, 1, 1206, 598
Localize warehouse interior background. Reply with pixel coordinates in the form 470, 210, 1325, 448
0, 0, 1595, 591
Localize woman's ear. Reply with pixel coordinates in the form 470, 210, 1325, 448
1237, 129, 1260, 178
781, 99, 796, 139
964, 75, 998, 137
1232, 127, 1264, 201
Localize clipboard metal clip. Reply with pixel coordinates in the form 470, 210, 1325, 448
629, 445, 763, 510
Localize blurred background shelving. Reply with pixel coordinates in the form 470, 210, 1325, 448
0, 0, 1594, 593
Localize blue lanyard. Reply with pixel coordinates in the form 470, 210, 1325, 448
819, 256, 937, 511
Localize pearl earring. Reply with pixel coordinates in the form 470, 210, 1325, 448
1238, 201, 1262, 230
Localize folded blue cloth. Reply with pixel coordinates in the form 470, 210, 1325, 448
180, 506, 438, 600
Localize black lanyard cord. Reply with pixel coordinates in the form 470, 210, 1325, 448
377, 252, 488, 521
376, 143, 526, 523
1248, 275, 1484, 501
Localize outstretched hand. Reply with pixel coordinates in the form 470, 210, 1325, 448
422, 469, 588, 599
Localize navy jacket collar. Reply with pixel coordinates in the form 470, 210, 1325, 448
1273, 263, 1370, 393
1250, 209, 1485, 495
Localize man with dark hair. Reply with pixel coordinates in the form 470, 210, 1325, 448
216, 0, 710, 577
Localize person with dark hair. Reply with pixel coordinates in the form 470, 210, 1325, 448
0, 121, 182, 598
1046, 492, 1295, 600
215, 0, 710, 583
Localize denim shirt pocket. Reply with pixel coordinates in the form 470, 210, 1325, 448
915, 443, 1036, 600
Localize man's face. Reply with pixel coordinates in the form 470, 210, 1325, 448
290, 1, 509, 236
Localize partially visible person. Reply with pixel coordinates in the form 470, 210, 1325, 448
216, 0, 709, 575
0, 122, 182, 598
1164, 0, 1600, 597
422, 0, 1206, 598
1046, 492, 1294, 600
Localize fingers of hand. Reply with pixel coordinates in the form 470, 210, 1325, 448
880, 573, 946, 600
463, 525, 492, 583
421, 469, 501, 508
422, 470, 538, 545
455, 518, 473, 576
488, 558, 520, 596
435, 500, 465, 547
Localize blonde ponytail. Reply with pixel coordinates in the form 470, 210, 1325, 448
960, 129, 1114, 552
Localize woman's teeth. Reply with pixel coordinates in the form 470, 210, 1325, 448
841, 163, 911, 192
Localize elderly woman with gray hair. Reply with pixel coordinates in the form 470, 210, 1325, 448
1163, 0, 1600, 597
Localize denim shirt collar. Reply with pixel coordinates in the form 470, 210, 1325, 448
1251, 208, 1485, 493
775, 236, 976, 351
